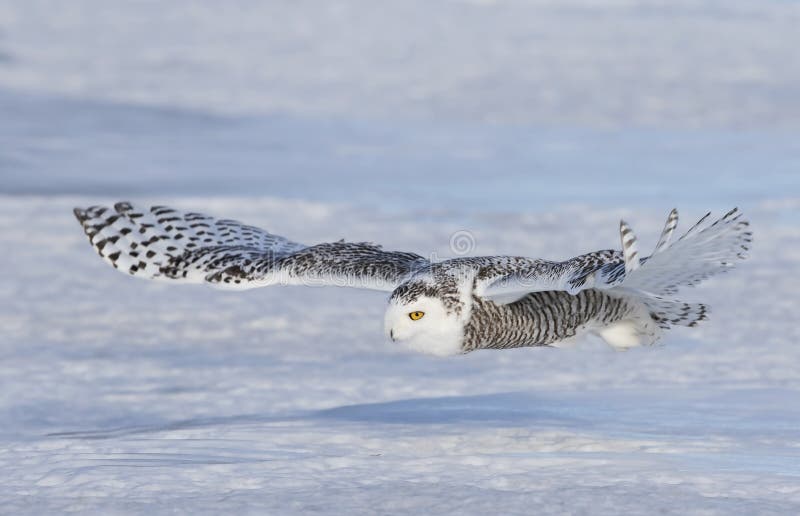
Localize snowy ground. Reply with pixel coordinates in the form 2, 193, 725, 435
2, 1, 800, 514
2, 197, 800, 514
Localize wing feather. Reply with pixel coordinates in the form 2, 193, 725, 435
473, 251, 625, 305
474, 208, 749, 306
74, 202, 428, 291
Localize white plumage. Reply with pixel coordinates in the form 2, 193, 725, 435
74, 203, 751, 356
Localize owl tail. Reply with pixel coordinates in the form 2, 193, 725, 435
598, 208, 751, 349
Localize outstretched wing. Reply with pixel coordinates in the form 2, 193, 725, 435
74, 202, 428, 291
474, 208, 750, 306
472, 251, 626, 305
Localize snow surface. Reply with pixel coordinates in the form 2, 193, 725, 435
2, 0, 800, 128
2, 197, 800, 514
2, 1, 800, 514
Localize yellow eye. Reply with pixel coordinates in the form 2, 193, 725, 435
408, 311, 425, 321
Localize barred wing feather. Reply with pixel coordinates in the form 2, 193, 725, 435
74, 203, 428, 292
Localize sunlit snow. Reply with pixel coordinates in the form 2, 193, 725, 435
1, 1, 800, 513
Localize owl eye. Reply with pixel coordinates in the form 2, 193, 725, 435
408, 311, 425, 321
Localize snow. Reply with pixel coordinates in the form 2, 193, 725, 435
2, 1, 800, 514
2, 197, 800, 513
2, 0, 800, 127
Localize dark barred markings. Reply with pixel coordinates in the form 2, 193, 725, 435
163, 245, 268, 281
74, 202, 306, 279
646, 297, 709, 329
654, 208, 679, 254
470, 251, 622, 284
207, 241, 428, 289
463, 290, 633, 352
623, 208, 752, 297
74, 202, 429, 291
75, 203, 751, 353
468, 251, 627, 300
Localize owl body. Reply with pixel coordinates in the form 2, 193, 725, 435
464, 290, 634, 352
385, 268, 650, 356
74, 203, 750, 357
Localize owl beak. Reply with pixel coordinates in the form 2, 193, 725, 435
389, 329, 396, 342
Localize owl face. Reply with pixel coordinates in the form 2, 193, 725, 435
384, 294, 465, 356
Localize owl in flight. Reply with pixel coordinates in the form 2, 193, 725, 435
74, 203, 750, 356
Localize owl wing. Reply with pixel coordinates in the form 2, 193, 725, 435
74, 202, 429, 292
473, 251, 626, 305
474, 208, 750, 306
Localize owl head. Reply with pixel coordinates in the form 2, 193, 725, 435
384, 274, 473, 356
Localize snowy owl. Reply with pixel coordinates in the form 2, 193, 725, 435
74, 203, 751, 356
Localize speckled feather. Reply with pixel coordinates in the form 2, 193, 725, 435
74, 203, 751, 354
74, 202, 427, 290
